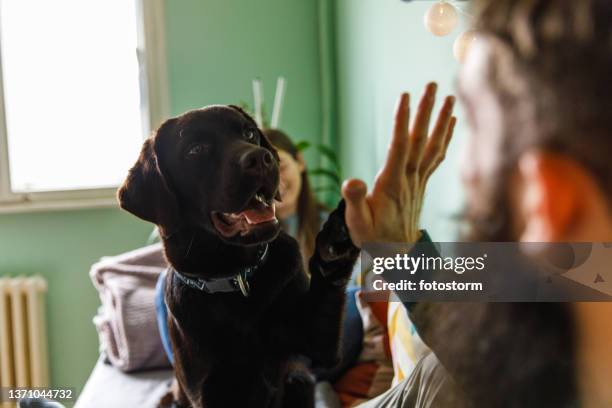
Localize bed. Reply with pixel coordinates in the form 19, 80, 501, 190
75, 357, 341, 408
75, 358, 173, 408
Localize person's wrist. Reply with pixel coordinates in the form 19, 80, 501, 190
402, 227, 422, 243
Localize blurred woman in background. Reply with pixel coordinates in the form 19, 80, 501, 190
263, 128, 327, 261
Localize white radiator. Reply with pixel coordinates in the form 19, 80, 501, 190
0, 276, 49, 407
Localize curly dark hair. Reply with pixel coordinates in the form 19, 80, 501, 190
430, 1, 612, 406
464, 0, 612, 241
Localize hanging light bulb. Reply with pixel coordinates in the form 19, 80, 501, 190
453, 30, 478, 63
424, 1, 458, 37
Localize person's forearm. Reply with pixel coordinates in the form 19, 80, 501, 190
393, 231, 466, 387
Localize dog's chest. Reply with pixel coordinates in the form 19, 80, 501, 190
172, 271, 306, 351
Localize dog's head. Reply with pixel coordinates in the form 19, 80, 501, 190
118, 105, 281, 246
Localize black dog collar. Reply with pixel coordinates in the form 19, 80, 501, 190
170, 244, 269, 297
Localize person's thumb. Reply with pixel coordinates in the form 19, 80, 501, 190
342, 178, 372, 247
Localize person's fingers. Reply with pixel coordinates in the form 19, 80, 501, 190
379, 93, 411, 183
342, 178, 368, 202
341, 178, 372, 247
421, 95, 456, 173
443, 116, 457, 154
406, 83, 437, 172
439, 116, 457, 163
424, 116, 457, 180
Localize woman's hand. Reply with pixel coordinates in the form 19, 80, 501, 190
342, 83, 456, 247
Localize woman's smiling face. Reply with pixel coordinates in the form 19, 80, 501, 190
275, 148, 304, 219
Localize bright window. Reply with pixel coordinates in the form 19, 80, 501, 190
0, 0, 167, 211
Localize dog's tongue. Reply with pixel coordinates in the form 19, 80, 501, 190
241, 204, 276, 224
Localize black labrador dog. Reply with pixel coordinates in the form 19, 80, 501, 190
118, 105, 359, 408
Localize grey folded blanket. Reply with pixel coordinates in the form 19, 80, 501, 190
90, 243, 171, 372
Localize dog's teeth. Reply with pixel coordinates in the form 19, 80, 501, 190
254, 194, 267, 204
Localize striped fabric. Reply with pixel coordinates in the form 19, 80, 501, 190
334, 290, 393, 407
386, 293, 430, 386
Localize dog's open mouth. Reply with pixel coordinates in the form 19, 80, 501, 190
211, 192, 277, 238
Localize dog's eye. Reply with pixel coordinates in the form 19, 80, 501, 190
244, 128, 259, 143
187, 144, 206, 156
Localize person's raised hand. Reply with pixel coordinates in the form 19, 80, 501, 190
342, 83, 456, 247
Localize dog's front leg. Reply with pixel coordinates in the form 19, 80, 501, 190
166, 309, 211, 408
301, 200, 360, 367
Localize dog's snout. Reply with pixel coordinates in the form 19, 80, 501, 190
240, 149, 274, 173
262, 150, 274, 167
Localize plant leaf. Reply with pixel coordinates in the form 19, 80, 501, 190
295, 140, 311, 152
315, 144, 341, 172
309, 168, 341, 187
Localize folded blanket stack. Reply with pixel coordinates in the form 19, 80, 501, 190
90, 243, 171, 372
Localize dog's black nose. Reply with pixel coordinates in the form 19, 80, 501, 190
240, 149, 274, 173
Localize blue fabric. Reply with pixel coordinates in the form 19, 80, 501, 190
317, 285, 363, 382
155, 270, 174, 364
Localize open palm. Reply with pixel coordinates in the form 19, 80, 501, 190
342, 83, 456, 246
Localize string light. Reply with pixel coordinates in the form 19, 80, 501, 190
453, 30, 478, 63
424, 1, 458, 36
412, 0, 476, 63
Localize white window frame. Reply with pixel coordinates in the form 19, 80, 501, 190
0, 0, 169, 214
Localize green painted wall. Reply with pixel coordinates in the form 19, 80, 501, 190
0, 0, 324, 401
0, 209, 152, 403
165, 0, 324, 163
335, 0, 468, 240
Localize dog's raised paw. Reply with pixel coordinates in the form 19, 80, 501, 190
317, 201, 359, 261
312, 200, 360, 282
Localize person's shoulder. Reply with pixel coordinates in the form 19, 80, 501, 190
409, 353, 471, 407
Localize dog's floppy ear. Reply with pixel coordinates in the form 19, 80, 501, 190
117, 119, 181, 231
229, 105, 280, 162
